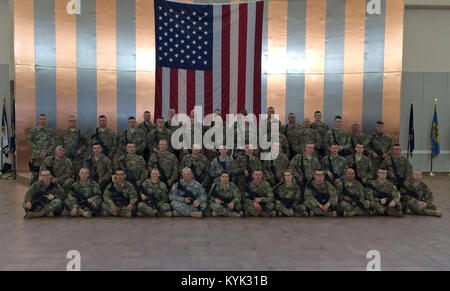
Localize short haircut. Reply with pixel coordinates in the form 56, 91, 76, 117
376, 120, 384, 125
314, 111, 321, 115
144, 111, 150, 114
99, 115, 106, 119
92, 142, 101, 147
219, 171, 230, 177
393, 143, 401, 147
157, 116, 164, 120
38, 113, 46, 117
334, 115, 342, 120
128, 116, 136, 120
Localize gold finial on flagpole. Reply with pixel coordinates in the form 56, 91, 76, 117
429, 172, 435, 176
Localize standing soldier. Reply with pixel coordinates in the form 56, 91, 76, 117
367, 169, 402, 217
23, 170, 65, 218
147, 139, 179, 188
243, 170, 276, 217
117, 116, 147, 157
40, 145, 75, 191
346, 143, 373, 185
58, 115, 89, 175
117, 143, 148, 190
349, 121, 368, 153
169, 168, 208, 218
209, 145, 233, 184
101, 169, 138, 218
89, 115, 117, 160
181, 144, 211, 190
266, 107, 283, 137
367, 121, 393, 174
380, 144, 413, 193
138, 111, 157, 162
27, 114, 56, 184
304, 170, 338, 217
273, 170, 305, 217
148, 116, 173, 155
136, 168, 172, 217
209, 171, 242, 217
310, 111, 329, 156
401, 170, 441, 217
65, 168, 103, 218
289, 143, 321, 188
299, 118, 322, 158
323, 116, 351, 156
262, 142, 290, 186
321, 144, 349, 185
284, 113, 303, 159
231, 144, 262, 190
84, 143, 113, 192
165, 108, 181, 133
336, 169, 371, 217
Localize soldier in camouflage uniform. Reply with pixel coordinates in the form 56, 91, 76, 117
262, 142, 290, 186
304, 170, 338, 217
65, 168, 103, 218
400, 170, 441, 217
138, 111, 157, 162
366, 121, 393, 175
101, 169, 138, 218
136, 168, 172, 217
289, 143, 321, 187
323, 116, 351, 156
88, 115, 117, 160
273, 170, 306, 217
179, 110, 206, 161
209, 145, 233, 184
84, 143, 113, 192
165, 108, 181, 133
181, 144, 211, 190
366, 169, 402, 217
204, 109, 227, 161
117, 116, 147, 157
57, 115, 89, 175
169, 168, 208, 217
40, 145, 75, 191
147, 139, 179, 188
23, 170, 66, 218
209, 171, 242, 217
265, 107, 283, 138
116, 143, 148, 189
349, 121, 368, 153
243, 170, 276, 217
380, 144, 413, 193
283, 113, 303, 159
335, 169, 371, 217
148, 117, 173, 156
231, 144, 262, 190
299, 118, 321, 157
310, 111, 329, 156
321, 144, 348, 185
27, 114, 56, 184
346, 143, 373, 185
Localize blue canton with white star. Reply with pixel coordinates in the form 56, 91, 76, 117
155, 0, 213, 70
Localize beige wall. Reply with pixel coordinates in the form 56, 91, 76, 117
405, 0, 450, 6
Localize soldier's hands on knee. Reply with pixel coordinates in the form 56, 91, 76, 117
253, 201, 262, 211
228, 202, 234, 210
215, 199, 223, 204
184, 198, 192, 204
244, 170, 249, 177
141, 194, 147, 201
388, 201, 395, 208
45, 194, 54, 201
380, 198, 387, 205
71, 208, 78, 216
111, 204, 117, 213
26, 201, 32, 210
87, 198, 93, 204
255, 197, 262, 203
193, 200, 200, 208
126, 204, 133, 211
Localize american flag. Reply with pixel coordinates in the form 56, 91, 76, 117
154, 0, 264, 121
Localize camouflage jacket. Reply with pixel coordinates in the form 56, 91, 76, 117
321, 155, 348, 180
289, 154, 321, 183
310, 121, 329, 139
88, 127, 118, 158
24, 181, 66, 205
181, 153, 210, 185
209, 155, 233, 182
335, 180, 366, 202
367, 132, 393, 158
117, 128, 147, 156
57, 128, 89, 160
401, 178, 433, 204
103, 181, 138, 206
273, 182, 302, 206
209, 182, 241, 205
117, 154, 148, 186
139, 178, 170, 207
304, 181, 337, 207
40, 155, 74, 182
323, 128, 351, 151
137, 121, 156, 136
147, 128, 173, 151
67, 179, 102, 208
366, 179, 400, 204
84, 154, 113, 183
147, 150, 179, 183
244, 180, 274, 205
169, 179, 208, 205
262, 153, 290, 185
27, 127, 56, 159
299, 127, 322, 154
231, 154, 262, 177
380, 156, 413, 185
346, 154, 374, 183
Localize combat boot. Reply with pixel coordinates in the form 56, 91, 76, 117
24, 208, 47, 219
190, 211, 203, 218
78, 208, 92, 218
424, 209, 442, 217
230, 212, 242, 218
160, 211, 173, 217
172, 210, 182, 217
386, 208, 402, 217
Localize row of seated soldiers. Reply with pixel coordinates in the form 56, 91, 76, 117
27, 108, 393, 186
23, 139, 441, 218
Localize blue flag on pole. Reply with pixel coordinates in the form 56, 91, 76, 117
1, 97, 11, 164
431, 103, 440, 159
408, 103, 414, 157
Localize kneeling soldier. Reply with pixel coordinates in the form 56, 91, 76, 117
336, 168, 370, 217
169, 168, 208, 217
66, 168, 103, 218
401, 170, 441, 217
23, 170, 65, 218
304, 170, 338, 217
209, 171, 242, 217
274, 170, 305, 217
101, 170, 138, 218
136, 168, 172, 217
244, 170, 276, 217
40, 145, 75, 191
367, 169, 402, 217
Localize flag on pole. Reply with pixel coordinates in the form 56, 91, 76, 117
408, 103, 414, 157
153, 0, 264, 121
1, 97, 11, 166
431, 103, 440, 159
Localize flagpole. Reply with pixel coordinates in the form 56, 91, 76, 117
0, 94, 4, 172
429, 98, 438, 177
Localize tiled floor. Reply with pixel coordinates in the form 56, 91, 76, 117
0, 175, 449, 270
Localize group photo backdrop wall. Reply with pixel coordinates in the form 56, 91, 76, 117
13, 0, 404, 171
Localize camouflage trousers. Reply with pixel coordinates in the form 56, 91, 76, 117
101, 201, 134, 218
59, 178, 75, 192
64, 196, 103, 217
339, 200, 370, 217
136, 201, 172, 217
243, 201, 276, 217
29, 158, 44, 185
275, 200, 295, 217
70, 157, 86, 177
402, 198, 437, 215
170, 201, 207, 216
304, 201, 337, 217
209, 201, 242, 217
23, 199, 64, 218
370, 201, 402, 216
